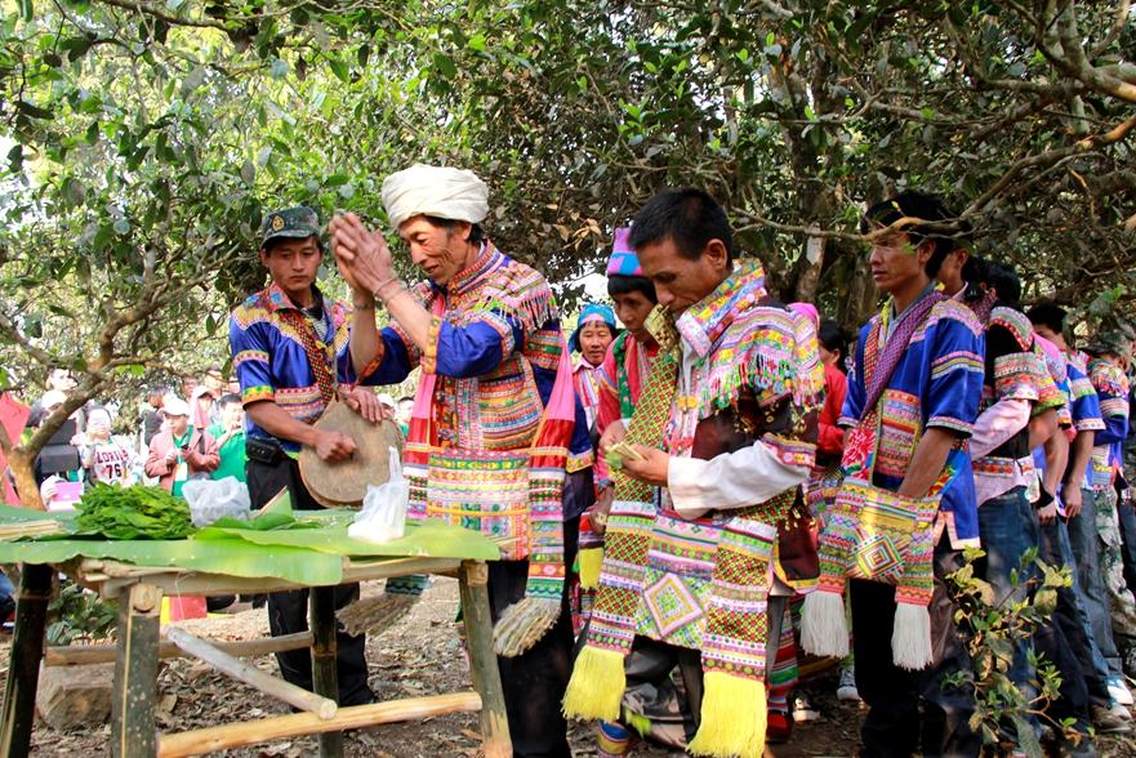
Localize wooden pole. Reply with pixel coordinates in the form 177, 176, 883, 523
458, 560, 512, 758
309, 586, 341, 757
112, 583, 162, 758
165, 628, 337, 720
157, 691, 482, 757
0, 563, 53, 756
45, 631, 313, 667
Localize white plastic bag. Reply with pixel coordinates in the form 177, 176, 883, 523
183, 476, 252, 527
348, 448, 409, 543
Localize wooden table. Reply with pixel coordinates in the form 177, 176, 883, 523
0, 555, 511, 758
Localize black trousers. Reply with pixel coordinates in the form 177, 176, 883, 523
850, 535, 980, 758
624, 635, 704, 742
247, 456, 374, 706
1037, 518, 1105, 727
486, 515, 579, 758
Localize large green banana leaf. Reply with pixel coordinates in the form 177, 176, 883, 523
195, 519, 501, 560
0, 501, 500, 583
0, 536, 345, 585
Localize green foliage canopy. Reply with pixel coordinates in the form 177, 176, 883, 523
0, 0, 1132, 506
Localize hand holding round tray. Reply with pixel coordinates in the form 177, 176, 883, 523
298, 401, 405, 508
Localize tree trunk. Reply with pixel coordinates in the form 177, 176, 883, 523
841, 254, 880, 330
7, 449, 43, 510
4, 376, 104, 510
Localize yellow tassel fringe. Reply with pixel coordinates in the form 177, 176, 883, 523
625, 709, 652, 737
578, 547, 604, 590
562, 645, 626, 721
687, 671, 767, 758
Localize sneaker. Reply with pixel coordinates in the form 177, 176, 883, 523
792, 694, 820, 723
837, 666, 861, 702
1092, 704, 1133, 734
1108, 676, 1134, 706
1109, 702, 1133, 721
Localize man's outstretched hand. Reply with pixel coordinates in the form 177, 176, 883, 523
340, 386, 388, 424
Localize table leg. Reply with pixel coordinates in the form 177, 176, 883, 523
0, 563, 53, 755
310, 586, 342, 757
458, 561, 511, 758
111, 583, 162, 758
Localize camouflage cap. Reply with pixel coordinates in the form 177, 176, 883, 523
1112, 318, 1136, 341
259, 206, 321, 247
1084, 329, 1133, 361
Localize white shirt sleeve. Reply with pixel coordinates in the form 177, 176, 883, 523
667, 440, 811, 519
968, 397, 1032, 460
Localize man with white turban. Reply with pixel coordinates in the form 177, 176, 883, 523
329, 164, 594, 757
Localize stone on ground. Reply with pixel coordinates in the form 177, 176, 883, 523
35, 661, 114, 730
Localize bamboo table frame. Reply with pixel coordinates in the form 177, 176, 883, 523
0, 556, 511, 758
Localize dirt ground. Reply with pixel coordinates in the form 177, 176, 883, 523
3, 578, 1135, 756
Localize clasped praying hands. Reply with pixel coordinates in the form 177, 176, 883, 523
329, 213, 402, 302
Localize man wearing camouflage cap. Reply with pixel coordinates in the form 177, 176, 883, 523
1082, 329, 1136, 676
228, 206, 385, 705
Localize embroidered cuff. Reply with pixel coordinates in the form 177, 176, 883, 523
357, 342, 386, 383
242, 385, 274, 405
761, 433, 816, 470
926, 415, 973, 436
1074, 417, 1106, 433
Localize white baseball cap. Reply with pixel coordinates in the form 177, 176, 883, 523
162, 397, 191, 417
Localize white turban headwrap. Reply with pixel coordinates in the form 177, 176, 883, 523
381, 164, 489, 229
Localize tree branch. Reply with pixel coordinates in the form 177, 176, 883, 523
1042, 0, 1136, 103
0, 309, 61, 368
965, 114, 1136, 215
92, 0, 228, 29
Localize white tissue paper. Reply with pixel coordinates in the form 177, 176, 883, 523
183, 476, 252, 527
347, 447, 409, 543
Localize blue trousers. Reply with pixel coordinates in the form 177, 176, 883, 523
1067, 488, 1125, 677
1038, 517, 1111, 725
975, 486, 1039, 696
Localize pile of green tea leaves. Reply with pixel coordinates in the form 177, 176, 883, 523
75, 483, 194, 540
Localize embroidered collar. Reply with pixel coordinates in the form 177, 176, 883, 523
881, 282, 937, 338
263, 281, 325, 314
675, 260, 767, 359
432, 242, 501, 296
886, 282, 936, 320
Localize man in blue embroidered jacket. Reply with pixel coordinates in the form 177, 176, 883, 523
1083, 331, 1136, 675
836, 191, 985, 757
329, 164, 593, 757
1030, 304, 1135, 729
228, 205, 386, 706
939, 259, 1054, 730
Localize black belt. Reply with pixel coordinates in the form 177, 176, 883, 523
245, 437, 285, 465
